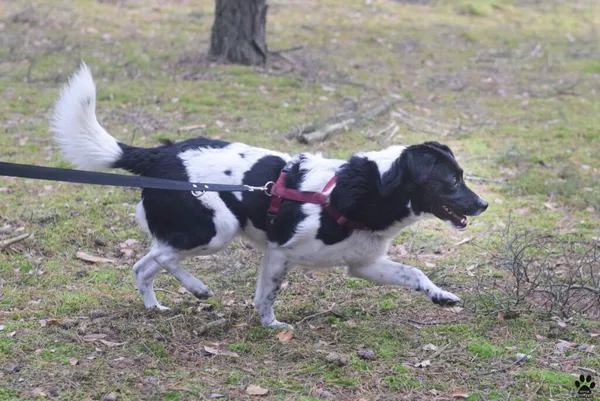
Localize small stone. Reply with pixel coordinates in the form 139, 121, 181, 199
48, 387, 60, 397
102, 392, 118, 401
577, 344, 589, 351
6, 364, 21, 373
357, 349, 377, 360
325, 352, 348, 366
90, 309, 107, 319
60, 319, 77, 329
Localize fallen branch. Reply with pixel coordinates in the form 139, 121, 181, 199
299, 98, 399, 143
408, 318, 463, 326
298, 309, 343, 324
197, 318, 228, 335
576, 366, 599, 376
300, 118, 355, 143
177, 124, 205, 132
0, 233, 31, 251
368, 122, 395, 138
428, 344, 450, 360
268, 46, 303, 55
391, 109, 492, 136
383, 125, 399, 143
465, 174, 504, 183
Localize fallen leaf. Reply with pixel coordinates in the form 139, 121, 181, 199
452, 393, 469, 399
590, 333, 599, 338
8, 331, 16, 337
30, 388, 46, 397
119, 239, 139, 257
83, 333, 108, 342
69, 358, 79, 366
556, 340, 577, 352
277, 330, 293, 343
177, 287, 188, 295
446, 306, 464, 314
497, 311, 504, 321
415, 359, 431, 368
0, 325, 4, 331
422, 344, 438, 352
203, 346, 239, 358
76, 252, 115, 264
505, 346, 517, 351
44, 319, 60, 327
215, 120, 225, 128
246, 385, 268, 396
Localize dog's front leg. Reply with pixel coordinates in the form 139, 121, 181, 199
253, 250, 292, 329
347, 258, 460, 306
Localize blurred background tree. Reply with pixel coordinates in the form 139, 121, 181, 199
209, 0, 268, 66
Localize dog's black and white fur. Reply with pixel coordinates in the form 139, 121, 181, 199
50, 64, 488, 329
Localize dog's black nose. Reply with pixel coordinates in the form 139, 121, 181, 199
479, 198, 488, 211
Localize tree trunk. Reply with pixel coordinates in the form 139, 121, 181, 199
209, 0, 268, 66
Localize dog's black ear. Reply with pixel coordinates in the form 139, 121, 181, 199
380, 145, 438, 196
407, 147, 437, 185
380, 157, 405, 197
423, 141, 454, 157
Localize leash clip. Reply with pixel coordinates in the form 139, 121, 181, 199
191, 184, 209, 198
243, 181, 274, 196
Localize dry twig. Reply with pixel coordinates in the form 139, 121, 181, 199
197, 318, 228, 335
0, 233, 31, 250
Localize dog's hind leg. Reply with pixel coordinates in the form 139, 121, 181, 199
253, 250, 291, 329
347, 258, 460, 307
153, 250, 213, 301
134, 251, 170, 310
134, 246, 213, 310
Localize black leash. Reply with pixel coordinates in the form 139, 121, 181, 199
0, 162, 273, 197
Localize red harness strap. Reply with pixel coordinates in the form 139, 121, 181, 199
267, 170, 368, 230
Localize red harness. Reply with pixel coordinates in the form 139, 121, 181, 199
267, 167, 368, 230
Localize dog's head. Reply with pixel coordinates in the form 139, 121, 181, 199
381, 141, 488, 229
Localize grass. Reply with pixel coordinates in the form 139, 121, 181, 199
1, 0, 600, 400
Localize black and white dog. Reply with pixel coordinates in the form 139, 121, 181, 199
50, 64, 488, 329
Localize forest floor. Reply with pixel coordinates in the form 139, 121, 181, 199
1, 0, 599, 400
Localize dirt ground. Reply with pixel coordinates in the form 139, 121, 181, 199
1, 0, 599, 400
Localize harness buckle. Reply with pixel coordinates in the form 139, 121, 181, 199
263, 181, 274, 196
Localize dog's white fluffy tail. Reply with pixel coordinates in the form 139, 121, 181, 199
50, 62, 122, 170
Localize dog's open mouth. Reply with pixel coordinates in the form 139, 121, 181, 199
434, 205, 467, 229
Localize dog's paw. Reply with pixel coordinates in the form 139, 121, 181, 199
430, 290, 460, 307
188, 288, 213, 300
263, 320, 294, 330
146, 303, 171, 311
